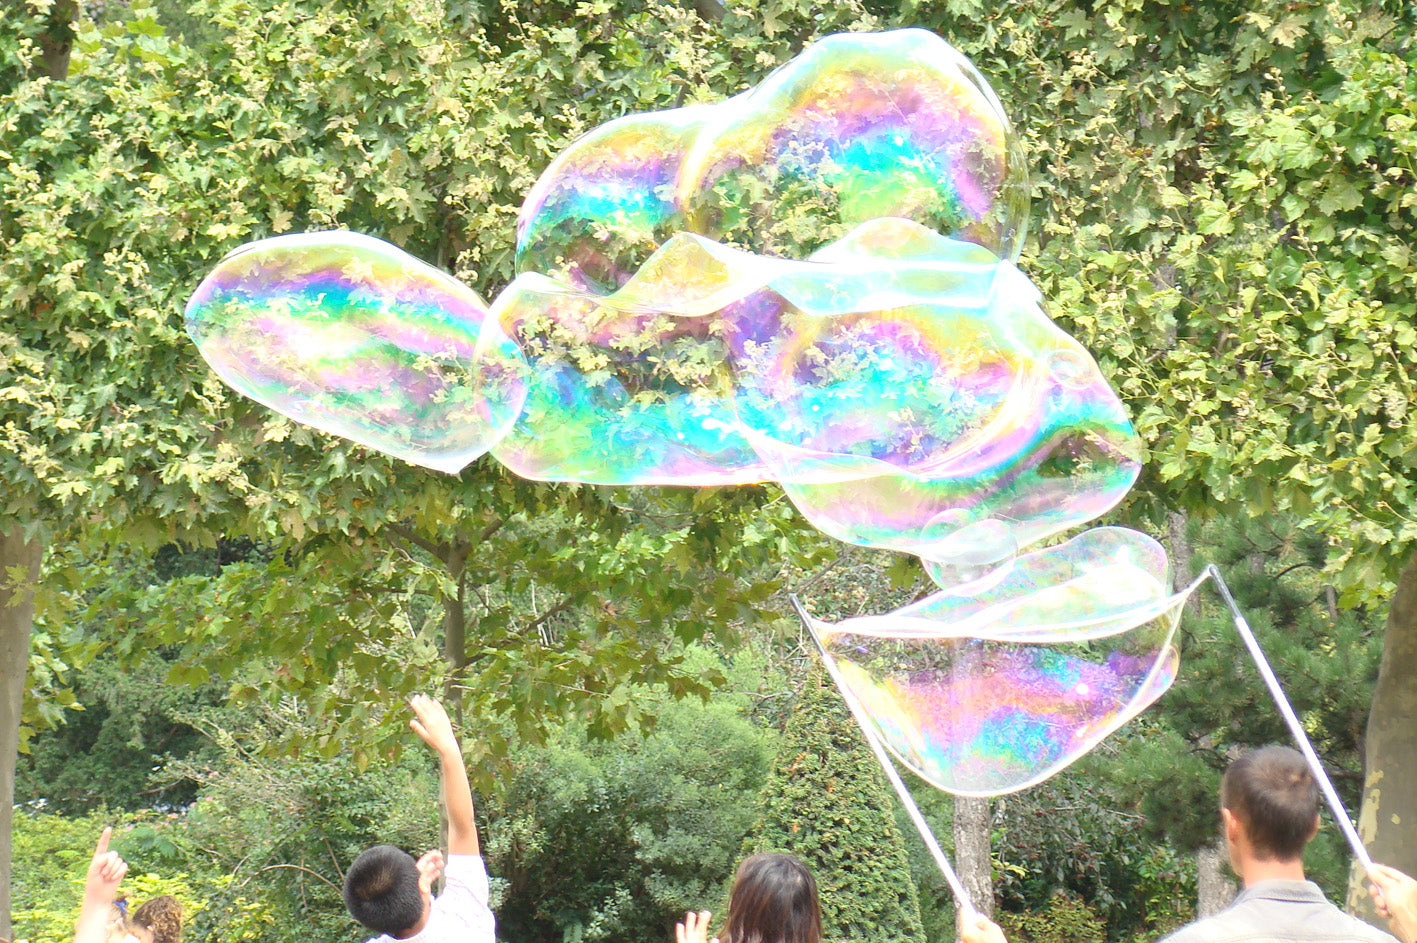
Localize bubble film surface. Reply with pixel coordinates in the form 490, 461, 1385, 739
186, 232, 528, 474
812, 530, 1203, 795
731, 219, 1140, 569
680, 30, 1029, 261
185, 28, 1195, 799
515, 28, 1029, 277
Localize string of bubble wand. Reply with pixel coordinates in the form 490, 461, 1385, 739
1205, 564, 1374, 873
790, 594, 979, 921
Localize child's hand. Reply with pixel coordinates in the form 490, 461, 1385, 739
416, 849, 446, 896
409, 694, 460, 756
83, 828, 129, 903
675, 909, 715, 943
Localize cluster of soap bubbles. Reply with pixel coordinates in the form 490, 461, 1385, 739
187, 29, 1197, 796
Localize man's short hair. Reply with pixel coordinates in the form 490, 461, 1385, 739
343, 844, 424, 934
1221, 745, 1320, 860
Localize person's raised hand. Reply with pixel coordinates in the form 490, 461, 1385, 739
83, 827, 129, 903
409, 694, 459, 756
1370, 863, 1417, 943
416, 849, 446, 895
959, 912, 1007, 943
675, 909, 715, 943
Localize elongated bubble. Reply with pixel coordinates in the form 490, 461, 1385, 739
185, 232, 527, 474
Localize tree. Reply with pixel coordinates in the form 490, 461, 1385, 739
746, 672, 927, 943
2, 0, 885, 929
0, 527, 41, 933
488, 649, 778, 942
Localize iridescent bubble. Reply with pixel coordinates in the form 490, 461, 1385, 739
680, 29, 1029, 261
185, 232, 527, 474
514, 29, 1029, 279
517, 106, 714, 294
811, 529, 1203, 795
183, 29, 1193, 802
488, 258, 770, 485
731, 219, 1141, 569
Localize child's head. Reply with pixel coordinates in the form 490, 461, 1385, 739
343, 844, 429, 935
103, 904, 153, 943
132, 895, 184, 943
721, 852, 822, 943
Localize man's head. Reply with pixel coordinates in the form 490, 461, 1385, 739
344, 845, 429, 936
1221, 745, 1320, 863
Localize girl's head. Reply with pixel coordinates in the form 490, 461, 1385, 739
102, 905, 152, 943
721, 853, 822, 943
133, 895, 184, 943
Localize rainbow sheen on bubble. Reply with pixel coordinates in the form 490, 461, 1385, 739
517, 106, 714, 294
184, 28, 1200, 800
680, 30, 1028, 261
488, 257, 770, 485
730, 219, 1140, 570
811, 530, 1203, 795
515, 28, 1029, 281
185, 232, 527, 474
489, 217, 1140, 542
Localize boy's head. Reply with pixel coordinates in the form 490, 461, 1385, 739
1221, 745, 1320, 861
344, 844, 430, 935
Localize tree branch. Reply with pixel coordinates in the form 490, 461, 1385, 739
247, 863, 343, 893
528, 596, 577, 634
386, 521, 446, 559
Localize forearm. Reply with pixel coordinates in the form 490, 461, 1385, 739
440, 743, 479, 855
74, 896, 112, 943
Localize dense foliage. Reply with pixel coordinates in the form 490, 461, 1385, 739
488, 652, 778, 942
6, 0, 1417, 936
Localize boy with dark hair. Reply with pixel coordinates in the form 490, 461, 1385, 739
343, 694, 494, 943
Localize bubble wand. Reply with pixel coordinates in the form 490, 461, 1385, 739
1205, 564, 1374, 872
790, 594, 979, 921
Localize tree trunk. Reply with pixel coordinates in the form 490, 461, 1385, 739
36, 0, 78, 80
1347, 548, 1417, 921
0, 528, 43, 942
953, 795, 994, 918
1196, 842, 1235, 917
1168, 510, 1201, 612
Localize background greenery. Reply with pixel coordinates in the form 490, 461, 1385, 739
4, 0, 1412, 939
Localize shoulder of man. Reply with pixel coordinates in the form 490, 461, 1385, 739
1154, 920, 1213, 943
1342, 914, 1404, 943
1154, 903, 1401, 943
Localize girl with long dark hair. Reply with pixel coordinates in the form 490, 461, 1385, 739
676, 853, 822, 943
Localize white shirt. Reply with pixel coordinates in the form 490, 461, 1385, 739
367, 855, 495, 943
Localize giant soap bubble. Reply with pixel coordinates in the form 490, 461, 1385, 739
187, 232, 527, 474
806, 529, 1202, 795
186, 28, 1198, 797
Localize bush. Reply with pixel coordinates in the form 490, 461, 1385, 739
488, 653, 778, 943
999, 892, 1107, 943
11, 810, 210, 943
